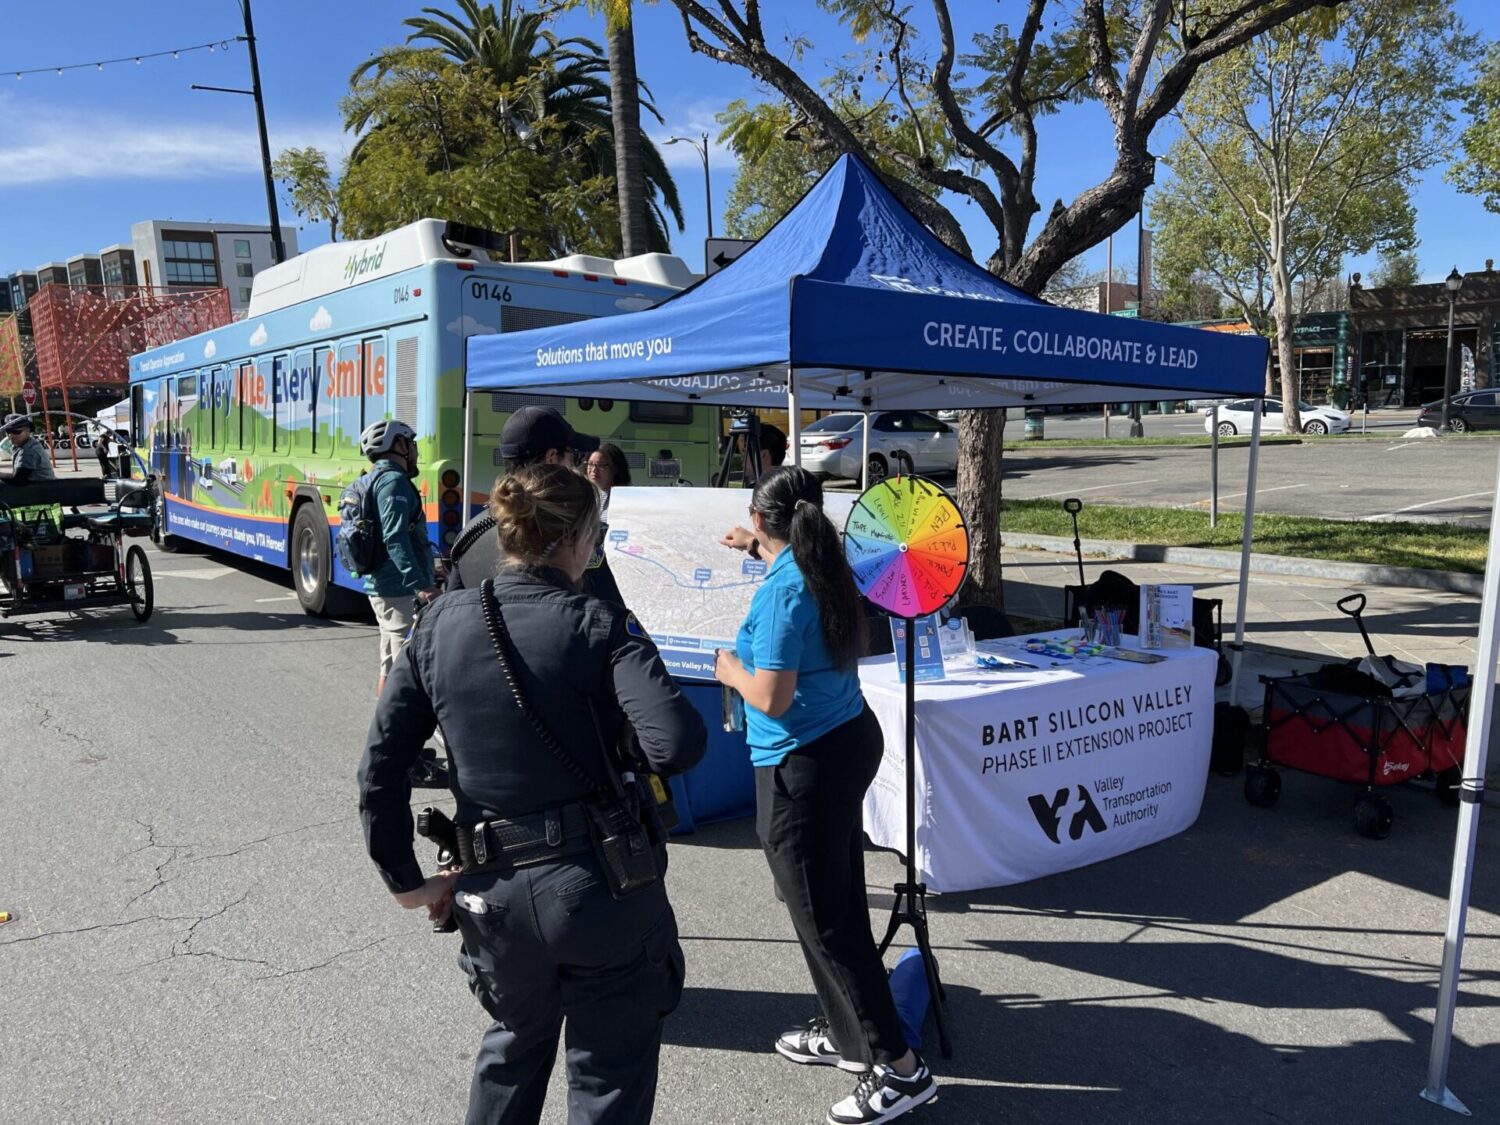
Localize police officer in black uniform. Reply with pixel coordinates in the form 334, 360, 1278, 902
359, 462, 706, 1125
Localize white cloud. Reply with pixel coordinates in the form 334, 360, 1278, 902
202, 339, 217, 359
247, 323, 268, 347
0, 103, 346, 187
447, 314, 496, 338
308, 306, 332, 331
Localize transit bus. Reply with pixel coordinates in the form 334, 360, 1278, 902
127, 219, 715, 614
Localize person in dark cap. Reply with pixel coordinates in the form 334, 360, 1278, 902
447, 407, 626, 603
2, 414, 56, 484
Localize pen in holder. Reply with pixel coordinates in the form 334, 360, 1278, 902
1094, 607, 1125, 647
1079, 613, 1099, 644
721, 684, 746, 732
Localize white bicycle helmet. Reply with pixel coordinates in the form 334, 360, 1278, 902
360, 419, 417, 459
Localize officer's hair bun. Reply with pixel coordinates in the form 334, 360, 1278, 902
490, 464, 598, 563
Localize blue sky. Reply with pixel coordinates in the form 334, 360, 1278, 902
1, 0, 1497, 286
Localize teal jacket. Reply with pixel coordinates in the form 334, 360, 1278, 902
362, 460, 435, 598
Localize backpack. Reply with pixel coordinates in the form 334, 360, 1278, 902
335, 465, 396, 577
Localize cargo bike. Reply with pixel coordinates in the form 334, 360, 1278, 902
0, 474, 156, 623
1244, 594, 1469, 839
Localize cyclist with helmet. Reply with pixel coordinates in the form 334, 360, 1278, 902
357, 419, 439, 695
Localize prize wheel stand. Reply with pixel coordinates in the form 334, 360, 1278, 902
844, 474, 970, 1058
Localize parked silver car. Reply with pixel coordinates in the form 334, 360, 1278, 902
798, 410, 959, 483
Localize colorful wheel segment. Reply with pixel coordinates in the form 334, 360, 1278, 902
843, 475, 969, 618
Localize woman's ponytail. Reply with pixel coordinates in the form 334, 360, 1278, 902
751, 467, 868, 666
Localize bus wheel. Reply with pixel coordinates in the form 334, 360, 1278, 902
290, 503, 361, 617
151, 506, 186, 553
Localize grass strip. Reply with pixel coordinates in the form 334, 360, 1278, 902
1002, 435, 1303, 449
1001, 499, 1489, 574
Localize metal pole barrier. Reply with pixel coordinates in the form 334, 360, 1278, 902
1102, 403, 1110, 438
1228, 398, 1263, 706
1210, 405, 1219, 529
1420, 443, 1500, 1116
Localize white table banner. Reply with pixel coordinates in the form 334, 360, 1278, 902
859, 636, 1217, 892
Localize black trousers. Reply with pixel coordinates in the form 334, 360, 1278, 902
452, 853, 684, 1125
755, 705, 908, 1068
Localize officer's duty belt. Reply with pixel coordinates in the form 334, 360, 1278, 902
458, 804, 592, 871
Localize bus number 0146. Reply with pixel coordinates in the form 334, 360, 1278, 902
469, 281, 513, 303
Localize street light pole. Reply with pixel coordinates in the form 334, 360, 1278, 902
1439, 266, 1464, 433
667, 134, 712, 239
195, 0, 285, 264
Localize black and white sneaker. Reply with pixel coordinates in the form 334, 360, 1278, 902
775, 1017, 863, 1072
827, 1059, 937, 1125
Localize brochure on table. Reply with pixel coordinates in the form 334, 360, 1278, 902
1140, 584, 1193, 649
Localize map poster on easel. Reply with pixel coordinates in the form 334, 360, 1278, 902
1140, 584, 1194, 649
603, 487, 854, 679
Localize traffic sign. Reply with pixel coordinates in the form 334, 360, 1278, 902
705, 237, 755, 275
22, 384, 37, 406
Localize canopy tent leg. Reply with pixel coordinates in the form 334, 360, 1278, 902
1421, 442, 1500, 1116
787, 366, 801, 467
461, 389, 475, 520
1210, 405, 1220, 529
1227, 398, 1262, 706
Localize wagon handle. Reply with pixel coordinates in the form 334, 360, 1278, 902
1336, 593, 1377, 657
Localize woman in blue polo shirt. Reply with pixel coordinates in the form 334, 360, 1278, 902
715, 466, 936, 1125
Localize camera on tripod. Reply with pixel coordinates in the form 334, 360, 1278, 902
714, 409, 765, 488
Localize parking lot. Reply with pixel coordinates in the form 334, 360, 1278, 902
1002, 417, 1499, 526
5, 550, 1500, 1123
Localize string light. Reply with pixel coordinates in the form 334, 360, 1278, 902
0, 36, 242, 79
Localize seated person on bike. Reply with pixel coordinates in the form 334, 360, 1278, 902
2, 415, 56, 485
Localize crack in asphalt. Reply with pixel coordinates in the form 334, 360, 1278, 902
253, 937, 393, 981
122, 819, 200, 911
37, 707, 95, 750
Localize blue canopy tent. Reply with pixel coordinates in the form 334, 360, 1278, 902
466, 154, 1271, 696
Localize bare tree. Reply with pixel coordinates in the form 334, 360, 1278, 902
664, 0, 1353, 607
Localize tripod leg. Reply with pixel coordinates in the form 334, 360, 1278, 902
877, 887, 906, 957
910, 911, 952, 1058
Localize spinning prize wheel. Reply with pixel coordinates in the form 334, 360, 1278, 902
843, 475, 969, 617
841, 474, 968, 1058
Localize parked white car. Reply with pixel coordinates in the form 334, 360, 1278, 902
798, 410, 959, 482
1203, 397, 1351, 436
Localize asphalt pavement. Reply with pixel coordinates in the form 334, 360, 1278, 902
1002, 409, 1500, 525
5, 547, 1500, 1123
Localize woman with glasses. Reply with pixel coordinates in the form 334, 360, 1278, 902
360, 462, 705, 1125
715, 465, 936, 1125
584, 442, 632, 496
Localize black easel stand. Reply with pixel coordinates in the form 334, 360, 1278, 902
876, 616, 953, 1058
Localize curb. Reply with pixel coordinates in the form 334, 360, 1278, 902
1003, 532, 1483, 596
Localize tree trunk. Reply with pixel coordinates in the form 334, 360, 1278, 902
957, 409, 1006, 611
1271, 274, 1300, 433
608, 17, 648, 257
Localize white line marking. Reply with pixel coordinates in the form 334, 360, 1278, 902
1362, 490, 1493, 522
150, 567, 233, 580
1029, 478, 1159, 498
255, 594, 299, 602
1212, 483, 1310, 501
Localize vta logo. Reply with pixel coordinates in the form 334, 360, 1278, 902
1028, 785, 1108, 844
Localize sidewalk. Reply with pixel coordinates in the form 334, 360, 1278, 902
1001, 544, 1480, 703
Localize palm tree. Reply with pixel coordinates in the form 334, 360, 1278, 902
589, 0, 647, 256
352, 0, 682, 252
